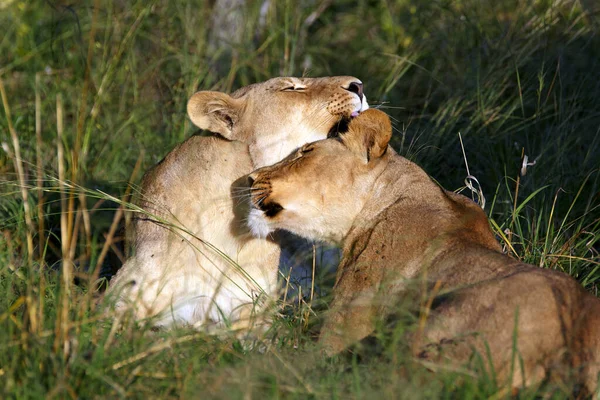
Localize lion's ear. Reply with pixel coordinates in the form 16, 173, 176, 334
187, 91, 243, 139
344, 109, 392, 162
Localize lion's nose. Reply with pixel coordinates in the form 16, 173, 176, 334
345, 81, 364, 101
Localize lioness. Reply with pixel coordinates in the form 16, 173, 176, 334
246, 109, 600, 392
106, 77, 369, 330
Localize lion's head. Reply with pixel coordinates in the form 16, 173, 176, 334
246, 109, 392, 243
186, 76, 369, 167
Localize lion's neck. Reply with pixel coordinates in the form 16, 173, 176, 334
351, 151, 442, 231
247, 128, 327, 168
345, 151, 503, 284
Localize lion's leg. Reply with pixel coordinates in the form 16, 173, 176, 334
319, 307, 375, 356
319, 280, 378, 356
575, 295, 600, 396
413, 274, 579, 389
104, 246, 167, 321
107, 236, 221, 326
227, 236, 281, 327
414, 321, 547, 389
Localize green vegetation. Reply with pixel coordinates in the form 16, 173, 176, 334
1, 0, 598, 398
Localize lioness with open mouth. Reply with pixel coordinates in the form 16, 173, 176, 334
107, 77, 368, 331
246, 109, 600, 392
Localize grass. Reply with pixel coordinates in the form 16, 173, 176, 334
1, 0, 599, 398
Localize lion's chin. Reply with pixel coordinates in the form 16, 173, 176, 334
247, 208, 273, 239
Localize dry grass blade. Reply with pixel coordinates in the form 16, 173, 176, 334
458, 132, 485, 209
79, 190, 92, 262
56, 96, 68, 256
53, 93, 72, 357
110, 333, 205, 371
0, 77, 34, 263
35, 72, 45, 263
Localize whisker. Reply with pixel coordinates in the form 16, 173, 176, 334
230, 194, 250, 201
312, 113, 338, 134
230, 188, 257, 197
304, 101, 329, 122
255, 195, 268, 205
306, 102, 334, 125
231, 187, 253, 193
372, 103, 406, 110
248, 188, 268, 196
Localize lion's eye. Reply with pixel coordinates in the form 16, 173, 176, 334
281, 86, 306, 92
295, 146, 313, 158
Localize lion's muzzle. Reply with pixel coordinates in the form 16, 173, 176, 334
247, 174, 280, 238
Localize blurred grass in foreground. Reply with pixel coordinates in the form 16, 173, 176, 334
0, 0, 599, 398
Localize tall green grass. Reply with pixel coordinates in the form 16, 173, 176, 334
0, 0, 598, 397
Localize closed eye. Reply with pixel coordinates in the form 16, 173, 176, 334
281, 86, 307, 92
294, 145, 313, 158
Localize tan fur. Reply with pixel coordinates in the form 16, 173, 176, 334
247, 109, 600, 393
106, 77, 368, 331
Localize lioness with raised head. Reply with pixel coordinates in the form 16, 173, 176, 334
246, 109, 600, 392
107, 77, 369, 330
